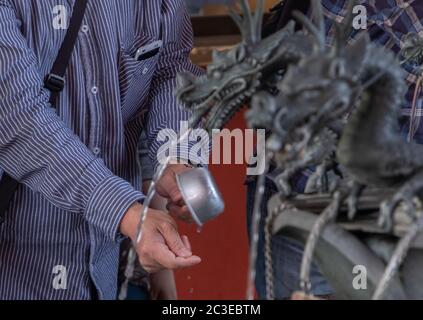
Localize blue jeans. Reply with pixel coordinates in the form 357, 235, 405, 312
246, 178, 333, 299
126, 283, 150, 300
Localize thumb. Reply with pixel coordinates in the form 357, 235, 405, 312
158, 223, 192, 258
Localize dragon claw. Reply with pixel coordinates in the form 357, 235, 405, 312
277, 176, 293, 198
379, 188, 419, 232
345, 182, 364, 221
347, 195, 358, 221
305, 171, 327, 194
379, 200, 395, 232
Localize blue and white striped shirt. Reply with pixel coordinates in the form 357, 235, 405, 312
0, 0, 200, 299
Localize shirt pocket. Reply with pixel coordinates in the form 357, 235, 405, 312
118, 35, 160, 122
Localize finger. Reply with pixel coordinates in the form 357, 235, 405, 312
170, 214, 193, 224
168, 204, 190, 216
175, 198, 185, 207
165, 199, 185, 213
167, 185, 183, 204
157, 221, 192, 257
151, 243, 201, 270
182, 235, 192, 252
159, 253, 201, 270
168, 204, 193, 222
172, 255, 202, 269
149, 243, 176, 270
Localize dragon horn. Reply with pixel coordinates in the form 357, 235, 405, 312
335, 0, 358, 56
240, 0, 254, 43
313, 0, 326, 48
292, 11, 325, 51
229, 0, 263, 45
253, 0, 264, 44
229, 7, 245, 38
292, 0, 326, 51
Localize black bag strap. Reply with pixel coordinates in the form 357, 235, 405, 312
45, 0, 89, 101
0, 0, 89, 223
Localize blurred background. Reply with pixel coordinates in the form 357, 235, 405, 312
174, 0, 280, 300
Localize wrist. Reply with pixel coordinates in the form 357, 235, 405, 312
120, 202, 143, 240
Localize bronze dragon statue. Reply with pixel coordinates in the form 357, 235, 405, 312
175, 0, 423, 300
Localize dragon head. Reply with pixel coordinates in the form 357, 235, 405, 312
176, 42, 262, 131
248, 0, 367, 153
176, 0, 303, 132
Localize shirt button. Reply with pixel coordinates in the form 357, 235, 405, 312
81, 25, 89, 33
93, 147, 101, 156
142, 67, 149, 75
91, 86, 98, 95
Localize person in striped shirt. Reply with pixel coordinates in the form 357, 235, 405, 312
0, 0, 204, 299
